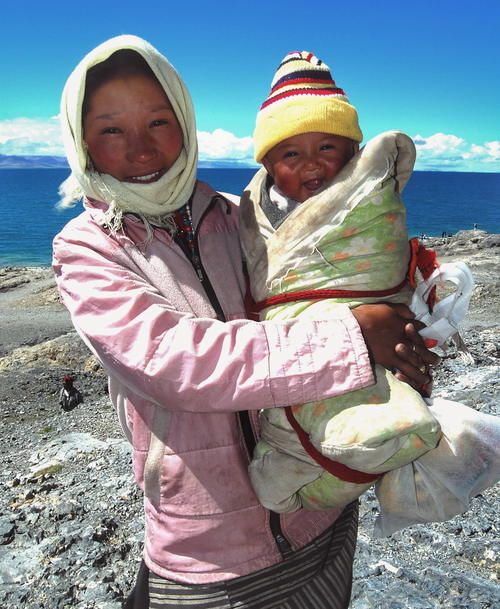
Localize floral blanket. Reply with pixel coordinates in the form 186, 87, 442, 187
239, 132, 500, 526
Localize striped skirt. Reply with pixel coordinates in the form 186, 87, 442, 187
125, 502, 358, 609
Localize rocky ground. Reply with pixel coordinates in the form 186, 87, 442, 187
0, 230, 498, 608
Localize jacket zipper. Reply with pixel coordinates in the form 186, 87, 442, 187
237, 411, 292, 558
173, 198, 225, 321
269, 512, 293, 558
182, 196, 293, 559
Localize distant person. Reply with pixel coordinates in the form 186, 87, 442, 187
53, 35, 440, 608
59, 375, 83, 412
239, 50, 500, 532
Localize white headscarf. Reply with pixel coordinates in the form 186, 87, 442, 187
58, 35, 198, 229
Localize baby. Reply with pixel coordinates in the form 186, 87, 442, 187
239, 51, 500, 534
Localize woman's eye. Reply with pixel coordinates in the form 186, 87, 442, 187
101, 127, 121, 135
151, 119, 168, 127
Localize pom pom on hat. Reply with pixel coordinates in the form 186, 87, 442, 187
253, 51, 362, 162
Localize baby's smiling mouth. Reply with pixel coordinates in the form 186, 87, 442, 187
127, 169, 165, 184
303, 178, 323, 191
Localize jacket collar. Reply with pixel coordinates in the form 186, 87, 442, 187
83, 179, 230, 236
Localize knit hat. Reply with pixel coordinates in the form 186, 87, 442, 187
253, 51, 362, 162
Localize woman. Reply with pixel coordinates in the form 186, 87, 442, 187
53, 34, 437, 608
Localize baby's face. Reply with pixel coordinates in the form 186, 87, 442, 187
83, 73, 183, 183
263, 132, 357, 202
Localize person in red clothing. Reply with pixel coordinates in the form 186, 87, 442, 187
59, 375, 83, 412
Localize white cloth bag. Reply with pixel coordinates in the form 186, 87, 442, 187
374, 398, 500, 536
411, 261, 474, 346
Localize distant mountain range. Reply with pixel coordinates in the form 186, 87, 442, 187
0, 154, 69, 169
0, 154, 257, 170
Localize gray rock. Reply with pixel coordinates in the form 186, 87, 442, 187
0, 518, 15, 545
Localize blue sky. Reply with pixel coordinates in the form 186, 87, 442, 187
1, 0, 499, 172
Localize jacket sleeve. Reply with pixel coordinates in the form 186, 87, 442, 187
52, 224, 374, 414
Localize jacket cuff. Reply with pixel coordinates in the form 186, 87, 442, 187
263, 306, 374, 407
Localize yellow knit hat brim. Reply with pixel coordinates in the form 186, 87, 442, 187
254, 96, 363, 163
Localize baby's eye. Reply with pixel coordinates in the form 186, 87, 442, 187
283, 150, 298, 158
320, 144, 336, 151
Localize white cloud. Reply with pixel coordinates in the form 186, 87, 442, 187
197, 128, 255, 164
413, 133, 500, 172
0, 117, 64, 156
1, 117, 498, 172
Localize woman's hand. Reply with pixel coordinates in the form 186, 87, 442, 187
352, 303, 440, 393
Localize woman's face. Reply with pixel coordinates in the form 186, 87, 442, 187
83, 73, 184, 183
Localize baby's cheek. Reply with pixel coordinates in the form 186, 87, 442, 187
275, 174, 294, 192
325, 159, 347, 181
275, 169, 301, 195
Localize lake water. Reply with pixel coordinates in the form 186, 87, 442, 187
1, 168, 499, 266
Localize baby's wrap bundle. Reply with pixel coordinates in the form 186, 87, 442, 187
240, 131, 500, 535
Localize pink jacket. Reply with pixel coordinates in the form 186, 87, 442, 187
52, 180, 374, 584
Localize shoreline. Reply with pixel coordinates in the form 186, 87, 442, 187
1, 230, 499, 359
2, 229, 499, 270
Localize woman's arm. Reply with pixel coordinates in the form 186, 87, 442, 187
53, 226, 375, 413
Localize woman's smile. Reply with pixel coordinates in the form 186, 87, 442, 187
126, 168, 166, 183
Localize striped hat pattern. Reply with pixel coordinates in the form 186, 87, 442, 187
253, 51, 362, 162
